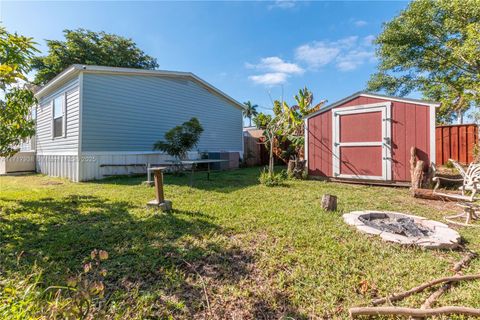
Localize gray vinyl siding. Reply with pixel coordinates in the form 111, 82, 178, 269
81, 74, 243, 152
36, 78, 80, 154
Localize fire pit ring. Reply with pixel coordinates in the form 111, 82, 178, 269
343, 211, 461, 249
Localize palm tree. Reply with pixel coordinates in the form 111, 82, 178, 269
243, 101, 258, 127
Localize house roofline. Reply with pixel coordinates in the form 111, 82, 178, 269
305, 91, 441, 119
35, 64, 246, 110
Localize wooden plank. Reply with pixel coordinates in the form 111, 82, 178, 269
437, 126, 444, 166
405, 103, 417, 178
321, 111, 331, 176
393, 102, 407, 180
451, 125, 459, 162
415, 105, 429, 169
443, 126, 451, 164
435, 124, 478, 166
467, 125, 475, 163
459, 125, 468, 164
328, 177, 410, 187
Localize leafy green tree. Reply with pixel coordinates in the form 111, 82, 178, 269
261, 87, 326, 179
0, 26, 38, 157
243, 101, 258, 127
367, 0, 480, 123
153, 117, 204, 160
276, 87, 326, 161
253, 112, 272, 129
32, 29, 159, 85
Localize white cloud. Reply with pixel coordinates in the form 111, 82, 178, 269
295, 42, 340, 68
362, 34, 376, 46
336, 50, 375, 71
295, 35, 376, 72
336, 36, 359, 48
294, 37, 358, 68
247, 35, 377, 86
247, 56, 304, 74
269, 0, 296, 10
354, 20, 368, 27
249, 72, 288, 85
246, 56, 303, 86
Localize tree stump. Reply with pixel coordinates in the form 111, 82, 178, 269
321, 194, 337, 211
410, 146, 429, 191
411, 160, 425, 190
287, 159, 307, 179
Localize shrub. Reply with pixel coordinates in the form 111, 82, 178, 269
445, 160, 455, 169
259, 168, 287, 187
153, 117, 204, 160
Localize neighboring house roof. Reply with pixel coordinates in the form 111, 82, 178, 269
305, 91, 441, 119
35, 64, 246, 110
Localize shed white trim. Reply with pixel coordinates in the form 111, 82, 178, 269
305, 91, 440, 119
332, 102, 392, 181
429, 104, 436, 165
304, 118, 308, 165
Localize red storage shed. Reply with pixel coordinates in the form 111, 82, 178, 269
305, 92, 439, 183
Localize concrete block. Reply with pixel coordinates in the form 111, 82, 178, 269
147, 199, 173, 212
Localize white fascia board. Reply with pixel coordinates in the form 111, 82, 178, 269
34, 65, 78, 99
359, 93, 441, 107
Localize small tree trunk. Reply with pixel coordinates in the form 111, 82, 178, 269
287, 160, 295, 177
457, 110, 464, 124
321, 194, 337, 211
269, 137, 274, 178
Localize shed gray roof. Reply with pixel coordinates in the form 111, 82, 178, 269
305, 91, 440, 119
35, 64, 246, 110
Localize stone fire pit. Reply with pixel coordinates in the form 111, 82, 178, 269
343, 211, 461, 249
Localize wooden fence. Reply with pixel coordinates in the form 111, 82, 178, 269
436, 124, 478, 165
243, 135, 269, 166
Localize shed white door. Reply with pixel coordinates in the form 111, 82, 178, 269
332, 102, 392, 180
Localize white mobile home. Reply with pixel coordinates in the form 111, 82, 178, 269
5, 65, 245, 181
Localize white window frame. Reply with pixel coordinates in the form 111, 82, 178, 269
51, 92, 67, 139
332, 102, 392, 180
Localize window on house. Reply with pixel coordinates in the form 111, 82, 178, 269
53, 95, 65, 138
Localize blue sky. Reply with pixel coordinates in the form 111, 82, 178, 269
1, 0, 409, 115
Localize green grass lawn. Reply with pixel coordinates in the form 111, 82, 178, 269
1, 167, 480, 319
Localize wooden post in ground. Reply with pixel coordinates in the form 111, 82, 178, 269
147, 167, 172, 211
154, 169, 165, 203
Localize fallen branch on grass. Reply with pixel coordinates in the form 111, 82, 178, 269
349, 306, 480, 317
181, 259, 212, 316
371, 274, 480, 306
411, 188, 454, 201
421, 251, 477, 309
